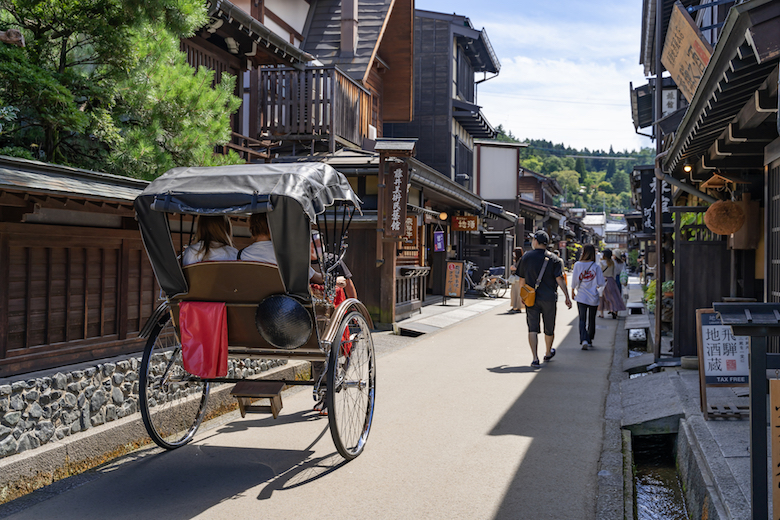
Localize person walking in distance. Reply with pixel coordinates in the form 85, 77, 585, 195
517, 230, 572, 366
509, 247, 525, 313
570, 244, 605, 350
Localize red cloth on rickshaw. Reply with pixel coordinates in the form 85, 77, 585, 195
180, 301, 228, 378
310, 285, 352, 356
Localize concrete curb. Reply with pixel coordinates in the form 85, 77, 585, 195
596, 317, 628, 520
0, 361, 309, 505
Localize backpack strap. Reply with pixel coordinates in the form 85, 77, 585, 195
534, 254, 551, 290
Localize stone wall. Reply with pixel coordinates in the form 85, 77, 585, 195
0, 356, 288, 459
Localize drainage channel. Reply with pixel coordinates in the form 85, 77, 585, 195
632, 434, 689, 519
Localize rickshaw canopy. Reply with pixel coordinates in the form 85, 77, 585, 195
134, 163, 362, 299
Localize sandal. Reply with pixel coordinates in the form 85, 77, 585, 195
543, 348, 556, 361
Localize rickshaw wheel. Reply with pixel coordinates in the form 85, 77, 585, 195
140, 315, 210, 450
326, 310, 376, 460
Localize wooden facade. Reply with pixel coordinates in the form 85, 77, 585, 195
259, 67, 372, 151
0, 224, 159, 377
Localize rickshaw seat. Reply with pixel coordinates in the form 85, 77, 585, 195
170, 262, 323, 356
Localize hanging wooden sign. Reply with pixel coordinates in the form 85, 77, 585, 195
661, 1, 713, 102
452, 215, 478, 232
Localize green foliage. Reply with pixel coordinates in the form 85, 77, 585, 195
0, 145, 33, 159
549, 170, 580, 195
109, 27, 242, 178
0, 0, 240, 177
574, 157, 587, 176
643, 279, 656, 313
597, 181, 613, 193
612, 171, 629, 193
628, 249, 639, 268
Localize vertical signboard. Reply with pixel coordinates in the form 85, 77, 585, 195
696, 309, 750, 417
661, 1, 713, 102
403, 215, 418, 247
640, 169, 672, 233
445, 261, 465, 305
772, 379, 780, 519
433, 230, 445, 252
385, 162, 409, 237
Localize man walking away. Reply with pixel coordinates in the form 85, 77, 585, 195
517, 231, 572, 366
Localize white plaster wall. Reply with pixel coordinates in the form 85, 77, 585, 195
266, 0, 309, 34
479, 146, 517, 200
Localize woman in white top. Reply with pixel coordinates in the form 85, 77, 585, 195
571, 244, 605, 349
239, 213, 322, 283
598, 249, 626, 318
182, 215, 238, 266
613, 251, 626, 296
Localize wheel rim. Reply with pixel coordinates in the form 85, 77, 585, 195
140, 317, 210, 449
327, 311, 375, 459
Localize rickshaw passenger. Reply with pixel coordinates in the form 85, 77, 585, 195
239, 213, 323, 283
182, 215, 238, 266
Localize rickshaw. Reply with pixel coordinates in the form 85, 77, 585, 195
134, 163, 375, 460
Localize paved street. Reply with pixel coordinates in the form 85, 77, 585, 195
0, 298, 619, 520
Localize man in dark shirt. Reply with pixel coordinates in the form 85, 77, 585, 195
517, 230, 572, 366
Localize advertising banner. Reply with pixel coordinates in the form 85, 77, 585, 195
640, 169, 672, 233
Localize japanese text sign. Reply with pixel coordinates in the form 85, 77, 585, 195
771, 379, 780, 519
697, 310, 749, 385
661, 1, 713, 102
445, 261, 464, 299
384, 163, 409, 238
403, 215, 418, 246
433, 230, 445, 252
640, 169, 672, 233
452, 215, 478, 232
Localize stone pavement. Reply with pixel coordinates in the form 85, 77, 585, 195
0, 289, 618, 520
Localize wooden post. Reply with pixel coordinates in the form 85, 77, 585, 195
0, 232, 8, 359
653, 0, 664, 361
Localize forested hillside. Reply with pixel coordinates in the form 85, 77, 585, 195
495, 126, 654, 213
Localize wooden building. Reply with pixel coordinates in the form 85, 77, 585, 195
0, 157, 155, 377
637, 0, 779, 357
383, 10, 500, 187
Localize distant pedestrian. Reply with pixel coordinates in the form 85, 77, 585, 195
613, 251, 625, 296
509, 247, 525, 313
571, 244, 605, 350
598, 249, 626, 318
517, 230, 572, 367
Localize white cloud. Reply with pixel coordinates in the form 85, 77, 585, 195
477, 55, 652, 152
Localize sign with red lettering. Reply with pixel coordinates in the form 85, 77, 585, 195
445, 261, 465, 300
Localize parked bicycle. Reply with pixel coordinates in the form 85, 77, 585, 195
463, 261, 508, 298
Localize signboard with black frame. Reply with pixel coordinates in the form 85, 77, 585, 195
640, 169, 672, 234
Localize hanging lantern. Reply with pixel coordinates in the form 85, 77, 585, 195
704, 200, 745, 235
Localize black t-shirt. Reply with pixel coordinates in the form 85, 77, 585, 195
517, 248, 563, 301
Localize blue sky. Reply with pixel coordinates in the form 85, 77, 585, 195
416, 0, 654, 153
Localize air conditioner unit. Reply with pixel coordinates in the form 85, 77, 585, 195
368, 125, 377, 141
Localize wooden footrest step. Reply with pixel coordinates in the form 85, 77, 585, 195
230, 381, 284, 419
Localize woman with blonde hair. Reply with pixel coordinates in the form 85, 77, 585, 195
182, 215, 238, 265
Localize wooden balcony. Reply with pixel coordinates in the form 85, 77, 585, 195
259, 66, 371, 152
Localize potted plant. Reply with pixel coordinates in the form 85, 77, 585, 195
662, 280, 674, 298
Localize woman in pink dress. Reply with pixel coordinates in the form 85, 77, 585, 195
598, 249, 626, 318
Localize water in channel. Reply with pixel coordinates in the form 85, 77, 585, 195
633, 434, 689, 520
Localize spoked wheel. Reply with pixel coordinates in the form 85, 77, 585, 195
140, 315, 210, 449
326, 310, 376, 460
497, 280, 509, 298
484, 280, 500, 298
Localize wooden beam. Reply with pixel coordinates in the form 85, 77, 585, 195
0, 232, 8, 359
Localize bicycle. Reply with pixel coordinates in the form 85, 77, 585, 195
463, 261, 506, 298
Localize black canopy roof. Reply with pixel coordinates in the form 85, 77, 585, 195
135, 163, 361, 299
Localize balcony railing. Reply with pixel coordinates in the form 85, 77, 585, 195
259, 66, 371, 152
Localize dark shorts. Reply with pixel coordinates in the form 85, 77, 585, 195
526, 299, 557, 336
